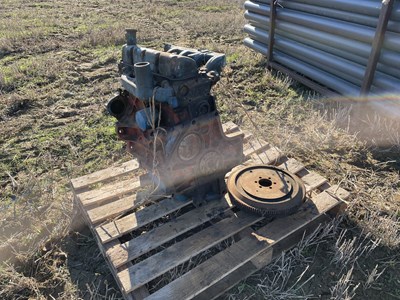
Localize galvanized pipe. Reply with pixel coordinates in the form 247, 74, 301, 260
244, 0, 400, 33
244, 24, 400, 91
254, 0, 400, 21
277, 29, 400, 79
244, 2, 400, 51
244, 23, 400, 78
243, 37, 361, 95
244, 11, 400, 67
246, 28, 361, 87
244, 21, 400, 78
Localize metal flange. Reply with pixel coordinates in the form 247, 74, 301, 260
227, 164, 306, 216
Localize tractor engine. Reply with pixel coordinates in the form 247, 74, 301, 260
107, 29, 244, 203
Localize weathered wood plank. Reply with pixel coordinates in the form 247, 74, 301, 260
96, 198, 192, 244
71, 160, 139, 190
192, 247, 274, 300
251, 146, 283, 165
71, 191, 91, 231
87, 193, 142, 225
222, 121, 239, 134
130, 286, 150, 300
146, 187, 348, 300
78, 179, 141, 207
279, 158, 305, 174
118, 211, 263, 294
107, 199, 230, 268
301, 172, 328, 191
243, 137, 269, 158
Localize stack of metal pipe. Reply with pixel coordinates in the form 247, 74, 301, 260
243, 0, 400, 95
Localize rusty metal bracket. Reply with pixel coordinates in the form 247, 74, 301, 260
361, 0, 394, 96
267, 0, 277, 67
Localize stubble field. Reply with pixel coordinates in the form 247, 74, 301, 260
0, 0, 399, 299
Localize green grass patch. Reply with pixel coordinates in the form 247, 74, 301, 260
200, 5, 230, 12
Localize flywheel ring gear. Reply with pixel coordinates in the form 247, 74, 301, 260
227, 164, 306, 216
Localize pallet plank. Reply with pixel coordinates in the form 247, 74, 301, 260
146, 187, 347, 300
279, 158, 306, 174
222, 121, 239, 134
193, 247, 274, 300
87, 193, 142, 225
243, 137, 269, 158
225, 147, 284, 179
251, 146, 283, 165
71, 160, 139, 190
118, 211, 263, 294
78, 179, 141, 207
107, 199, 231, 268
301, 172, 328, 191
96, 198, 192, 244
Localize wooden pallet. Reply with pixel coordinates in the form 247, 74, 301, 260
71, 122, 349, 300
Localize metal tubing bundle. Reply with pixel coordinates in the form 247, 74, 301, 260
243, 0, 400, 95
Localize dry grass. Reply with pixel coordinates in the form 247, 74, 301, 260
330, 266, 360, 300
1, 0, 399, 299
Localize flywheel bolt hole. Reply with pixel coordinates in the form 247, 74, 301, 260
258, 178, 272, 187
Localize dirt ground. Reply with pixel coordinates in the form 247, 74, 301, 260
0, 0, 399, 299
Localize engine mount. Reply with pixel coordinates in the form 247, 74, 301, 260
108, 29, 244, 204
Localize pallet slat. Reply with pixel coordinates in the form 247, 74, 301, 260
243, 138, 269, 158
71, 160, 139, 190
146, 186, 347, 300
79, 179, 141, 207
87, 193, 142, 224
107, 199, 231, 268
193, 247, 274, 300
227, 146, 286, 179
118, 211, 263, 294
301, 172, 328, 191
251, 146, 283, 165
222, 121, 239, 134
96, 198, 192, 244
280, 158, 307, 174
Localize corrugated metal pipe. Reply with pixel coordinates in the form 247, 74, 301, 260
254, 0, 400, 22
257, 0, 400, 33
244, 24, 400, 91
244, 38, 361, 95
244, 11, 400, 68
244, 1, 400, 51
243, 0, 400, 95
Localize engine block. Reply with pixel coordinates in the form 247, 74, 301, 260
107, 29, 243, 203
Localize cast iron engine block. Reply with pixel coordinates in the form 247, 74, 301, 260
107, 29, 243, 203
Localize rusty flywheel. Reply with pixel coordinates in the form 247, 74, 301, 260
227, 165, 306, 216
